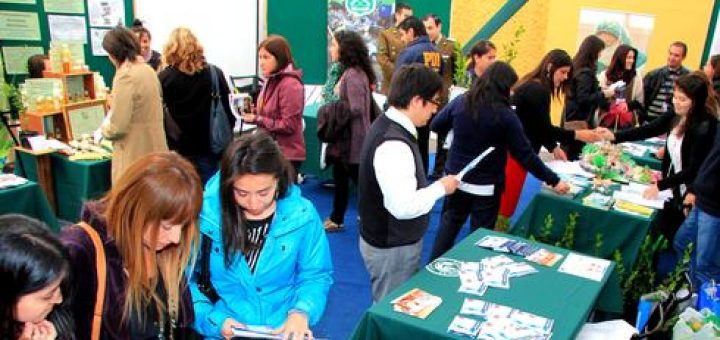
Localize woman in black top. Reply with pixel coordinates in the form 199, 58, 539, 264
429, 62, 569, 261
499, 49, 599, 218
562, 35, 614, 159
597, 72, 718, 241
159, 27, 234, 184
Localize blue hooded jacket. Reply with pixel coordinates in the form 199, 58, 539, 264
394, 35, 442, 73
190, 172, 333, 337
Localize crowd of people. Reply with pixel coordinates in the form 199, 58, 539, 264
3, 3, 720, 339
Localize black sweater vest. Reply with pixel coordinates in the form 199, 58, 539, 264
358, 114, 429, 248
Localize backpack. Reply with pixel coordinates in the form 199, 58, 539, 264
209, 65, 233, 155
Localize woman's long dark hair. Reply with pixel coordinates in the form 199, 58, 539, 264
515, 49, 572, 98
334, 30, 377, 87
604, 44, 638, 85
465, 61, 518, 123
572, 35, 604, 76
0, 215, 74, 339
674, 71, 719, 135
219, 132, 291, 267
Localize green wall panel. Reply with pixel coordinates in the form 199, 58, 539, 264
0, 0, 133, 87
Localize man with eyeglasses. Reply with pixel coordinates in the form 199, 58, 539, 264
358, 65, 458, 302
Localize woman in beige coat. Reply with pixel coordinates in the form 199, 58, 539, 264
101, 26, 168, 182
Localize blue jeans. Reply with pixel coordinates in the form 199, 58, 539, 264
673, 206, 720, 288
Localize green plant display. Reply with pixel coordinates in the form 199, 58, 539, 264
1, 82, 24, 120
594, 233, 604, 257
622, 235, 668, 306
556, 212, 578, 249
453, 40, 470, 88
501, 25, 526, 65
613, 250, 626, 283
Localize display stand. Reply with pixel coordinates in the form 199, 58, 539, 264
14, 147, 56, 212
21, 71, 106, 142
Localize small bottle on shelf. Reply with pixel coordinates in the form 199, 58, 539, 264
61, 44, 72, 74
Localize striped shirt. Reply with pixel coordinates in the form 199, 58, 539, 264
244, 214, 273, 273
648, 68, 683, 118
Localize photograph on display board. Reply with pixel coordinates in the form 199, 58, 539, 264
328, 0, 395, 81
577, 8, 654, 72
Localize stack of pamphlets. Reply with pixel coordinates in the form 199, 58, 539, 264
475, 235, 563, 267
391, 288, 442, 319
448, 298, 554, 339
557, 252, 612, 282
582, 192, 614, 210
457, 256, 538, 296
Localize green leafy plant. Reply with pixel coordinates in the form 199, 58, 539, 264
1, 82, 24, 119
453, 40, 470, 88
494, 215, 510, 233
622, 235, 668, 306
594, 233, 604, 257
532, 214, 555, 245
613, 250, 626, 283
659, 242, 693, 294
501, 25, 526, 65
556, 212, 578, 249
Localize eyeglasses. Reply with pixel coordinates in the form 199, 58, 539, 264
426, 97, 442, 107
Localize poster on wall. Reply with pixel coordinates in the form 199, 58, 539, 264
88, 0, 124, 27
0, 11, 41, 41
1, 46, 44, 74
90, 28, 110, 56
327, 0, 395, 84
44, 0, 85, 14
576, 8, 654, 73
48, 15, 87, 43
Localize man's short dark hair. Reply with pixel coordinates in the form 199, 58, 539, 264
398, 16, 427, 37
395, 3, 412, 14
423, 14, 441, 26
387, 64, 443, 109
671, 41, 688, 57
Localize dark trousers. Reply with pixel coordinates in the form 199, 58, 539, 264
430, 190, 501, 261
330, 161, 359, 224
431, 131, 448, 177
187, 153, 221, 185
417, 125, 430, 174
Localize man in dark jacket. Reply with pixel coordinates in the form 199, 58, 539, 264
395, 16, 442, 174
674, 121, 720, 288
642, 41, 690, 123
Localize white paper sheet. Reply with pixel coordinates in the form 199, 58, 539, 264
558, 252, 611, 282
545, 160, 595, 178
48, 15, 87, 43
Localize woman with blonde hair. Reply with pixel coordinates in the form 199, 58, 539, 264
160, 27, 234, 184
61, 152, 204, 338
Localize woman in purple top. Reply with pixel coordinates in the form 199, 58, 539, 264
323, 30, 376, 232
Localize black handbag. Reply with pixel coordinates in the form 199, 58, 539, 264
163, 102, 182, 146
195, 234, 220, 303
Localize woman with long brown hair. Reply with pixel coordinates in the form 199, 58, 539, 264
597, 44, 645, 131
61, 152, 203, 339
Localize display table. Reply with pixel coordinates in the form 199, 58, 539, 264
509, 189, 653, 313
15, 149, 111, 222
350, 229, 614, 340
0, 181, 59, 232
626, 141, 662, 171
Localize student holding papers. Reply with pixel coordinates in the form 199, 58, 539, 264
429, 62, 569, 261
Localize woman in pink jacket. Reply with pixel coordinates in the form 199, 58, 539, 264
242, 35, 306, 180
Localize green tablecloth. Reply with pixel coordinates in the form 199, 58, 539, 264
302, 102, 332, 180
627, 141, 662, 171
15, 151, 111, 222
350, 229, 614, 340
0, 181, 59, 231
509, 189, 653, 313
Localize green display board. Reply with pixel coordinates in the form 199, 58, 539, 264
267, 0, 451, 84
0, 0, 133, 86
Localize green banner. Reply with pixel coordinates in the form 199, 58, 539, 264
1, 46, 44, 74
44, 0, 85, 14
0, 10, 41, 41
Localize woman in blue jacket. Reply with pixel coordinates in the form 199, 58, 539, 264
190, 132, 333, 339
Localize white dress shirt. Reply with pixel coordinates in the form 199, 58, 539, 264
373, 107, 447, 220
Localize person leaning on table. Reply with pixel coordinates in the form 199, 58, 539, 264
358, 64, 459, 302
596, 71, 718, 244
